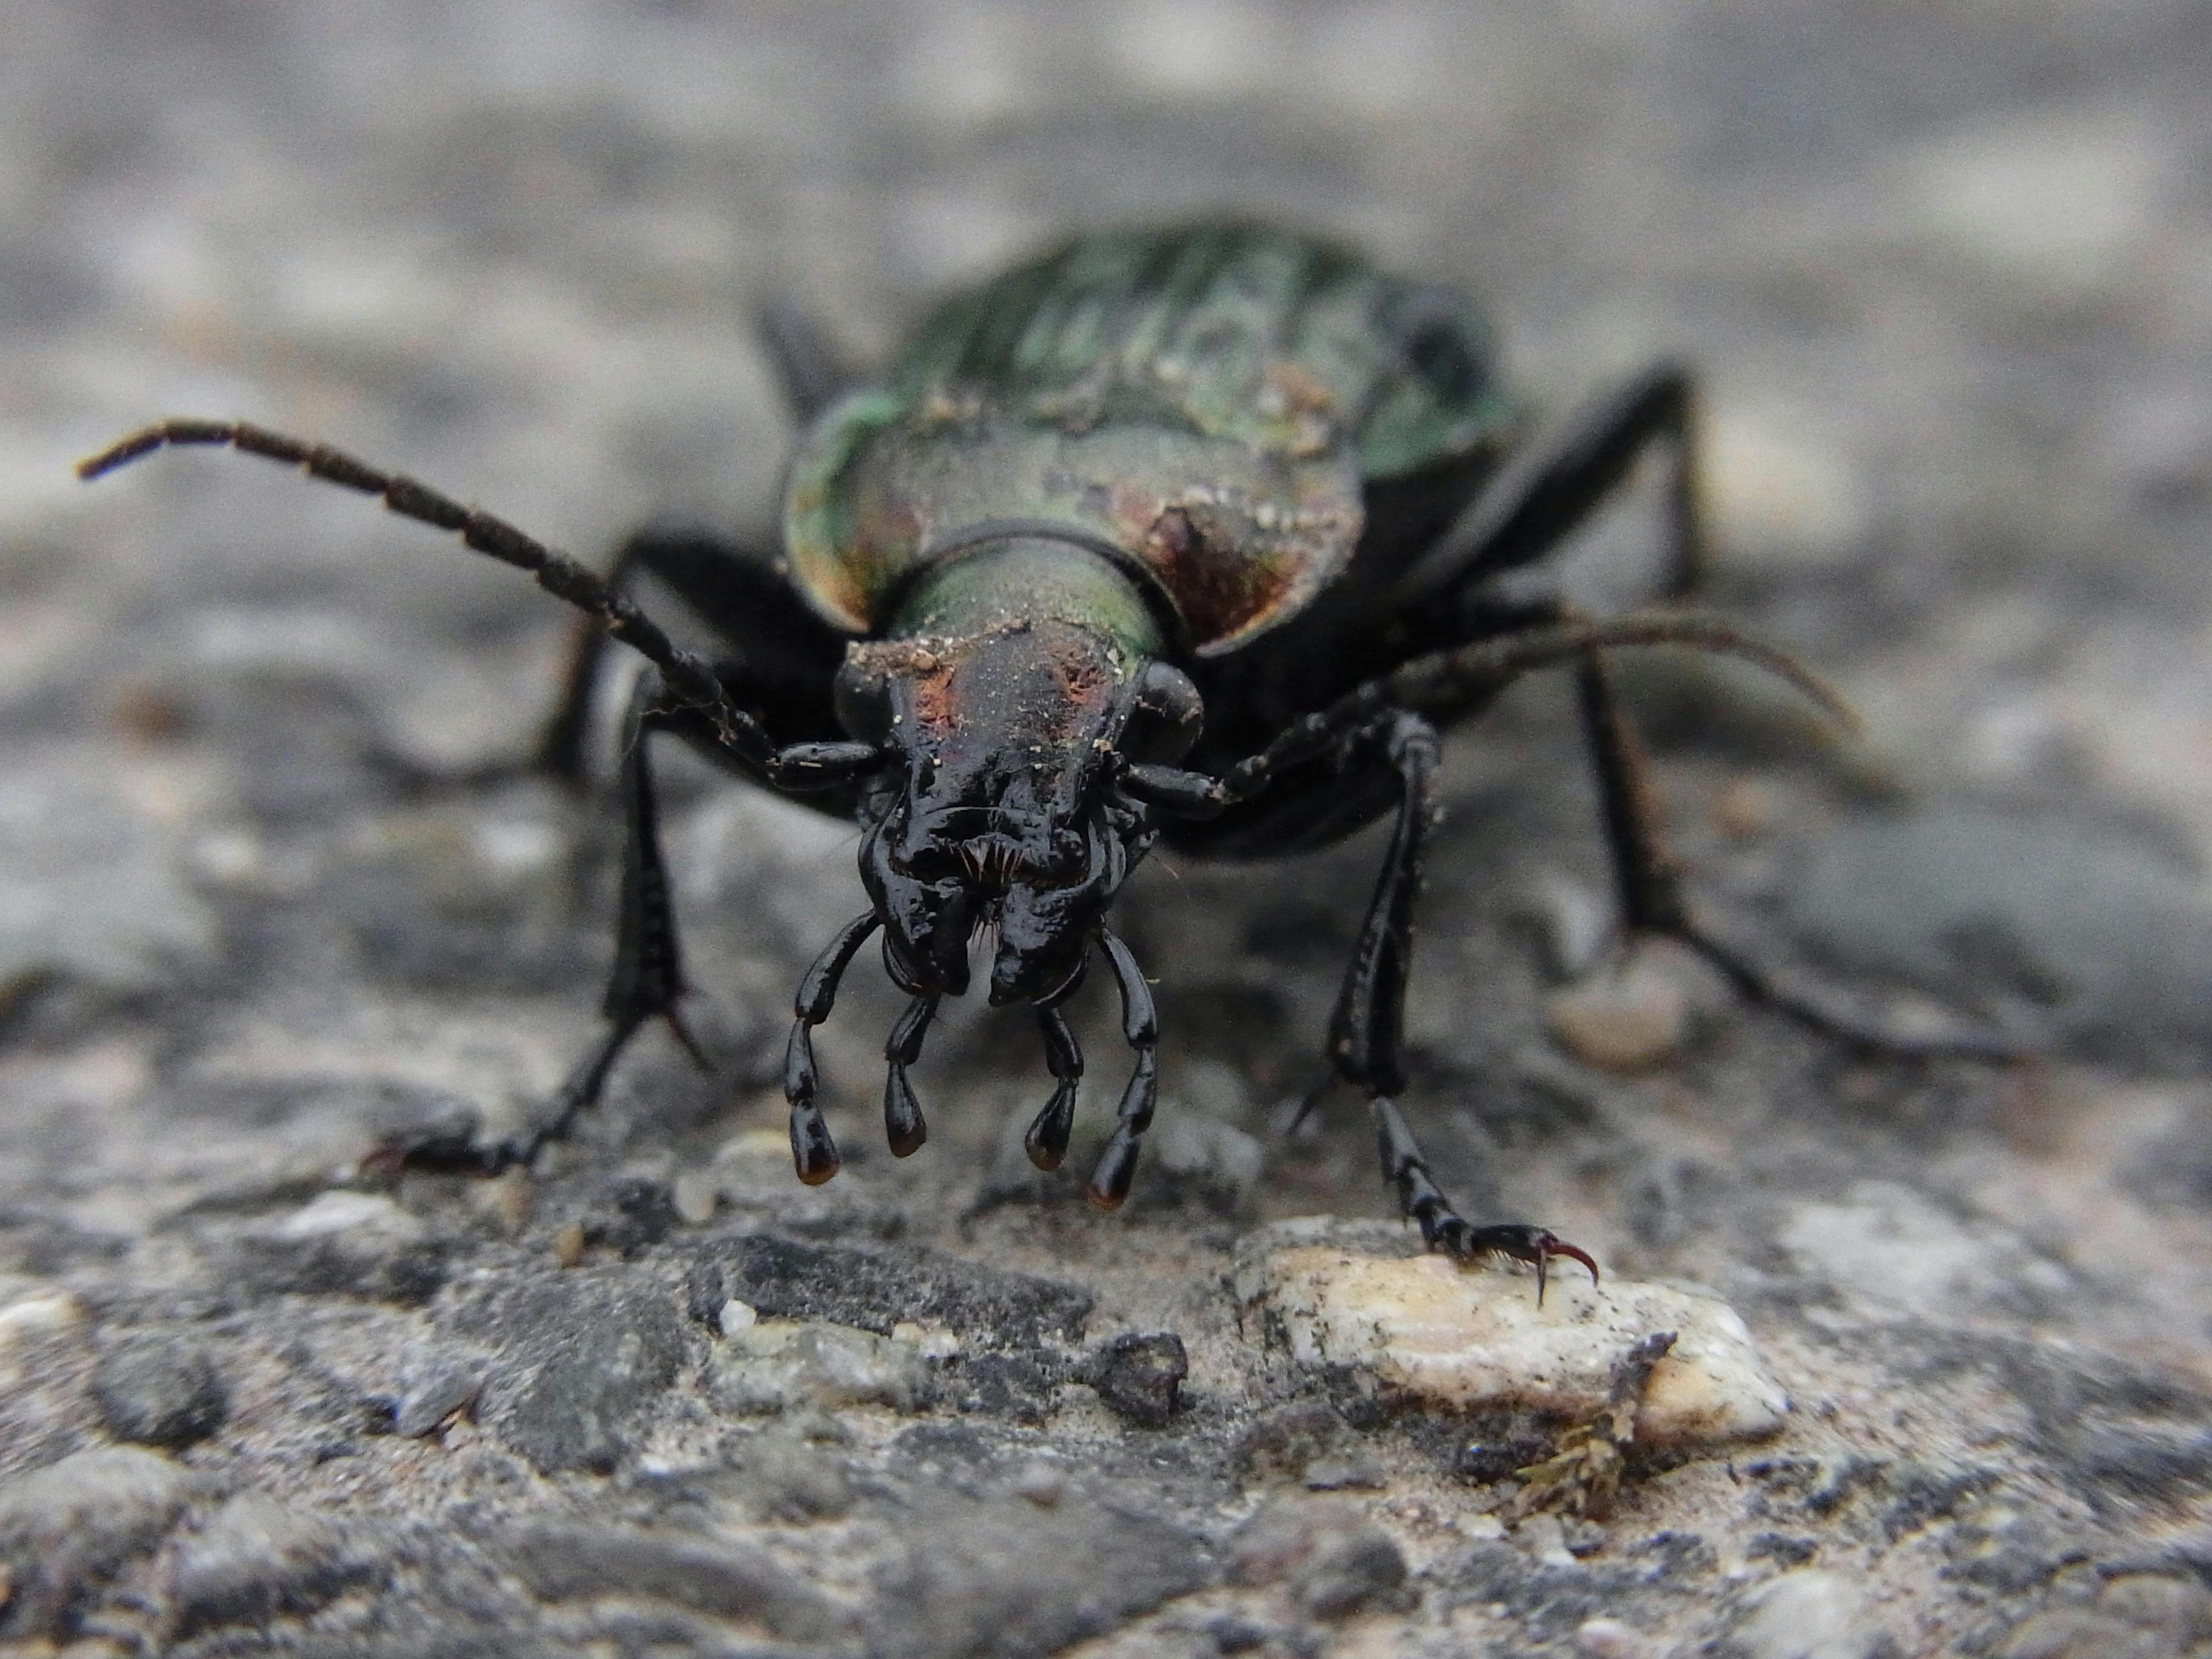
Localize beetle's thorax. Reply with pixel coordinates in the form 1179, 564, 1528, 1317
845, 541, 1174, 1005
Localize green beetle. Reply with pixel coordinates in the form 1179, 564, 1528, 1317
81, 223, 1874, 1298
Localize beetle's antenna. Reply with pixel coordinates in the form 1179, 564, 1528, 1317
1384, 611, 1858, 734
77, 419, 788, 774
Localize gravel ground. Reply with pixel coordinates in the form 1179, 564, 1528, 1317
5, 4, 2212, 1655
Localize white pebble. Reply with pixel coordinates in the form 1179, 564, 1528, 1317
671, 1168, 719, 1226
719, 1299, 759, 1338
1244, 1235, 1788, 1446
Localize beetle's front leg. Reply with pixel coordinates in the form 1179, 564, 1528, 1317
395, 674, 706, 1173
1373, 1098, 1598, 1305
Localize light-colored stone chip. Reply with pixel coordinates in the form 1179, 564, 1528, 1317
1247, 1244, 1788, 1446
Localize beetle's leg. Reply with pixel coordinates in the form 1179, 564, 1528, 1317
1569, 644, 2027, 1058
883, 993, 939, 1158
398, 675, 703, 1173
758, 298, 859, 427
1373, 1097, 1598, 1307
1027, 1005, 1084, 1172
1086, 930, 1161, 1210
535, 516, 846, 784
1328, 712, 1439, 1096
783, 911, 885, 1184
1390, 361, 1703, 611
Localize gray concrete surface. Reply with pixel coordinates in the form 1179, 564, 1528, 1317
4, 3, 2212, 1654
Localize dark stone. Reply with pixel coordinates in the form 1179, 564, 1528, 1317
2071, 1427, 2212, 1507
1783, 807, 2212, 1062
867, 1484, 1214, 1659
1085, 1331, 1187, 1427
455, 1270, 694, 1473
684, 1233, 1094, 1348
168, 1492, 380, 1636
953, 1349, 1065, 1421
584, 1175, 681, 1258
1210, 1615, 1273, 1654
1295, 1526, 1410, 1620
0, 1446, 194, 1638
1749, 1532, 1820, 1566
501, 1522, 846, 1643
92, 1331, 228, 1449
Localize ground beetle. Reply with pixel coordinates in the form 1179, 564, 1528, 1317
82, 223, 1879, 1296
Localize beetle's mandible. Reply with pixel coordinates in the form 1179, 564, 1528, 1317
81, 223, 1880, 1299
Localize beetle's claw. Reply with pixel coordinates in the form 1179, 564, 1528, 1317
1460, 1224, 1600, 1307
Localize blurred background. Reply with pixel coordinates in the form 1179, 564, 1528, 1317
5, 2, 2212, 1652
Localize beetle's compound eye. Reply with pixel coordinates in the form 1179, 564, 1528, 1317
834, 653, 894, 743
1122, 662, 1204, 764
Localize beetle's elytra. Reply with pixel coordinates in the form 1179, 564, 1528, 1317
82, 223, 1875, 1299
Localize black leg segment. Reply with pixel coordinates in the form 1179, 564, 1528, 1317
1329, 711, 1441, 1097
1085, 929, 1161, 1211
1372, 1098, 1598, 1305
1392, 360, 1704, 608
784, 911, 883, 1184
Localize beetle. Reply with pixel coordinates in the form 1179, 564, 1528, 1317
82, 223, 1880, 1298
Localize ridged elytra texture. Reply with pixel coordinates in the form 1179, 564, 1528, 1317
785, 223, 1521, 654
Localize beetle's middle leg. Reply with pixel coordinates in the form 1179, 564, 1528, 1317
1124, 705, 1601, 1290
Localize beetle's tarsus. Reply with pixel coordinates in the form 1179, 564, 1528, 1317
1370, 1097, 1601, 1302
1027, 1006, 1084, 1171
790, 1099, 840, 1184
882, 994, 939, 1158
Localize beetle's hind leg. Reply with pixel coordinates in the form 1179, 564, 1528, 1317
1570, 646, 2025, 1058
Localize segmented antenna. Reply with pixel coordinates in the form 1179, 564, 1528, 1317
76, 418, 772, 769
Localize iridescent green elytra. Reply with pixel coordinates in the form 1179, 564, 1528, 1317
785, 223, 1523, 657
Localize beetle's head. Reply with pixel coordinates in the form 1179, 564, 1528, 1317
838, 598, 1200, 1008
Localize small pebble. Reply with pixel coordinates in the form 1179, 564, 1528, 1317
1013, 1461, 1066, 1507
720, 1299, 759, 1338
92, 1332, 228, 1450
1729, 1569, 1885, 1659
1301, 1455, 1386, 1491
1546, 939, 1730, 1074
671, 1168, 719, 1226
476, 1169, 533, 1235
552, 1222, 587, 1268
1520, 1513, 1579, 1569
1086, 1332, 1188, 1429
0, 1291, 84, 1347
1515, 871, 1615, 981
392, 1346, 484, 1438
1249, 1239, 1788, 1444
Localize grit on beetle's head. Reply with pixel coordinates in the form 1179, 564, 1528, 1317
834, 541, 1202, 1008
